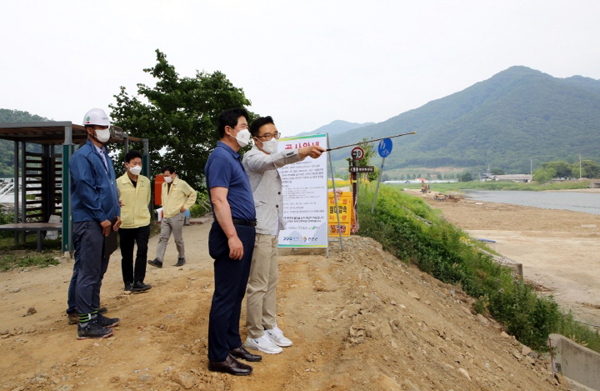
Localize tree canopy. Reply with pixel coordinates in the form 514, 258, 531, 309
459, 172, 474, 182
540, 161, 572, 178
533, 167, 556, 184
0, 109, 52, 177
110, 49, 253, 190
572, 159, 600, 179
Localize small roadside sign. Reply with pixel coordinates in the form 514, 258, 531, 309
378, 138, 393, 158
351, 147, 364, 160
372, 138, 392, 213
349, 166, 374, 173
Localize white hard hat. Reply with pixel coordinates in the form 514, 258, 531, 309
83, 108, 110, 127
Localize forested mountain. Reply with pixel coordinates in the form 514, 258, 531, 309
0, 109, 52, 177
329, 66, 600, 173
295, 120, 375, 137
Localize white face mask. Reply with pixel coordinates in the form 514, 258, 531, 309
129, 165, 142, 176
164, 176, 173, 184
95, 127, 110, 143
234, 128, 251, 148
261, 138, 279, 154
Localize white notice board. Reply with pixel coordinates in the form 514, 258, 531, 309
277, 134, 328, 248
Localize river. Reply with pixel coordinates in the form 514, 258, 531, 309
464, 190, 600, 215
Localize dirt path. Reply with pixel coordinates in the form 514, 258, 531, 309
0, 220, 567, 390
415, 189, 600, 327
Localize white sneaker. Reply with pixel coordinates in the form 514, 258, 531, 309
244, 334, 283, 354
265, 326, 293, 347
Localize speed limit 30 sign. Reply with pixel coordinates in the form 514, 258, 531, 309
351, 146, 364, 160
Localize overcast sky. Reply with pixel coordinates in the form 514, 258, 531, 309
2, 1, 599, 136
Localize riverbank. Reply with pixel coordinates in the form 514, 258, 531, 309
409, 189, 600, 328
395, 179, 592, 192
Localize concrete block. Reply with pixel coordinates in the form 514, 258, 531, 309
549, 333, 600, 391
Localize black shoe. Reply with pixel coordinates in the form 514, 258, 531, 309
95, 313, 120, 328
208, 354, 252, 376
175, 258, 186, 267
69, 307, 106, 324
124, 282, 133, 292
132, 281, 152, 293
230, 346, 262, 362
77, 318, 114, 340
148, 259, 163, 268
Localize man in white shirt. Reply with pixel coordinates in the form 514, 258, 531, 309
242, 116, 325, 354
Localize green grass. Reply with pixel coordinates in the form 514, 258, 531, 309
0, 252, 60, 271
0, 234, 62, 271
393, 179, 591, 193
0, 235, 61, 252
359, 182, 600, 352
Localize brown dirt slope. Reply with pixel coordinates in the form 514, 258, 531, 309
0, 223, 566, 390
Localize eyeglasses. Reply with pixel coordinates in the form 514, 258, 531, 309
256, 132, 280, 141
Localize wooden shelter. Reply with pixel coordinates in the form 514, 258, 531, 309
0, 122, 149, 254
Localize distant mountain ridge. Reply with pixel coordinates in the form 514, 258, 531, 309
295, 120, 375, 137
0, 108, 51, 123
0, 109, 52, 177
328, 66, 600, 173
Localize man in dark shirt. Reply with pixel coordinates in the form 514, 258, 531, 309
204, 108, 261, 375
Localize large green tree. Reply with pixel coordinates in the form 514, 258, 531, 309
533, 167, 556, 183
572, 160, 600, 179
540, 161, 572, 178
0, 109, 52, 177
110, 50, 253, 190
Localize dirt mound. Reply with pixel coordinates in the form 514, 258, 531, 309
0, 224, 566, 390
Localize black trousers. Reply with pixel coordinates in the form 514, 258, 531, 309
207, 222, 256, 362
119, 225, 150, 285
74, 221, 109, 314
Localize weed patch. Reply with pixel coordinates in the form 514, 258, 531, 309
0, 253, 59, 271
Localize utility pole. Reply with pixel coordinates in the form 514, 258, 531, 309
580, 154, 582, 180
530, 158, 533, 175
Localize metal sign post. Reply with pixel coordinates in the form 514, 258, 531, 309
350, 146, 364, 220
327, 133, 343, 253
371, 138, 393, 213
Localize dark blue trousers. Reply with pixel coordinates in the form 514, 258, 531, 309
73, 221, 110, 314
207, 222, 255, 362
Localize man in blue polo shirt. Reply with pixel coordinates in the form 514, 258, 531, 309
204, 108, 261, 376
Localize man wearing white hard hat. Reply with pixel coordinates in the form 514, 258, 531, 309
69, 108, 122, 339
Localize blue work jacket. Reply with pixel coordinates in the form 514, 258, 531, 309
70, 139, 120, 223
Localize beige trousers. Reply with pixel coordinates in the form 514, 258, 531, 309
246, 234, 279, 339
155, 212, 185, 262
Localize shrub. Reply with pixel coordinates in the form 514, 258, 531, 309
0, 206, 14, 239
189, 190, 212, 218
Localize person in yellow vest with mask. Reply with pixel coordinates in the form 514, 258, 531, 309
149, 165, 197, 268
116, 150, 152, 293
